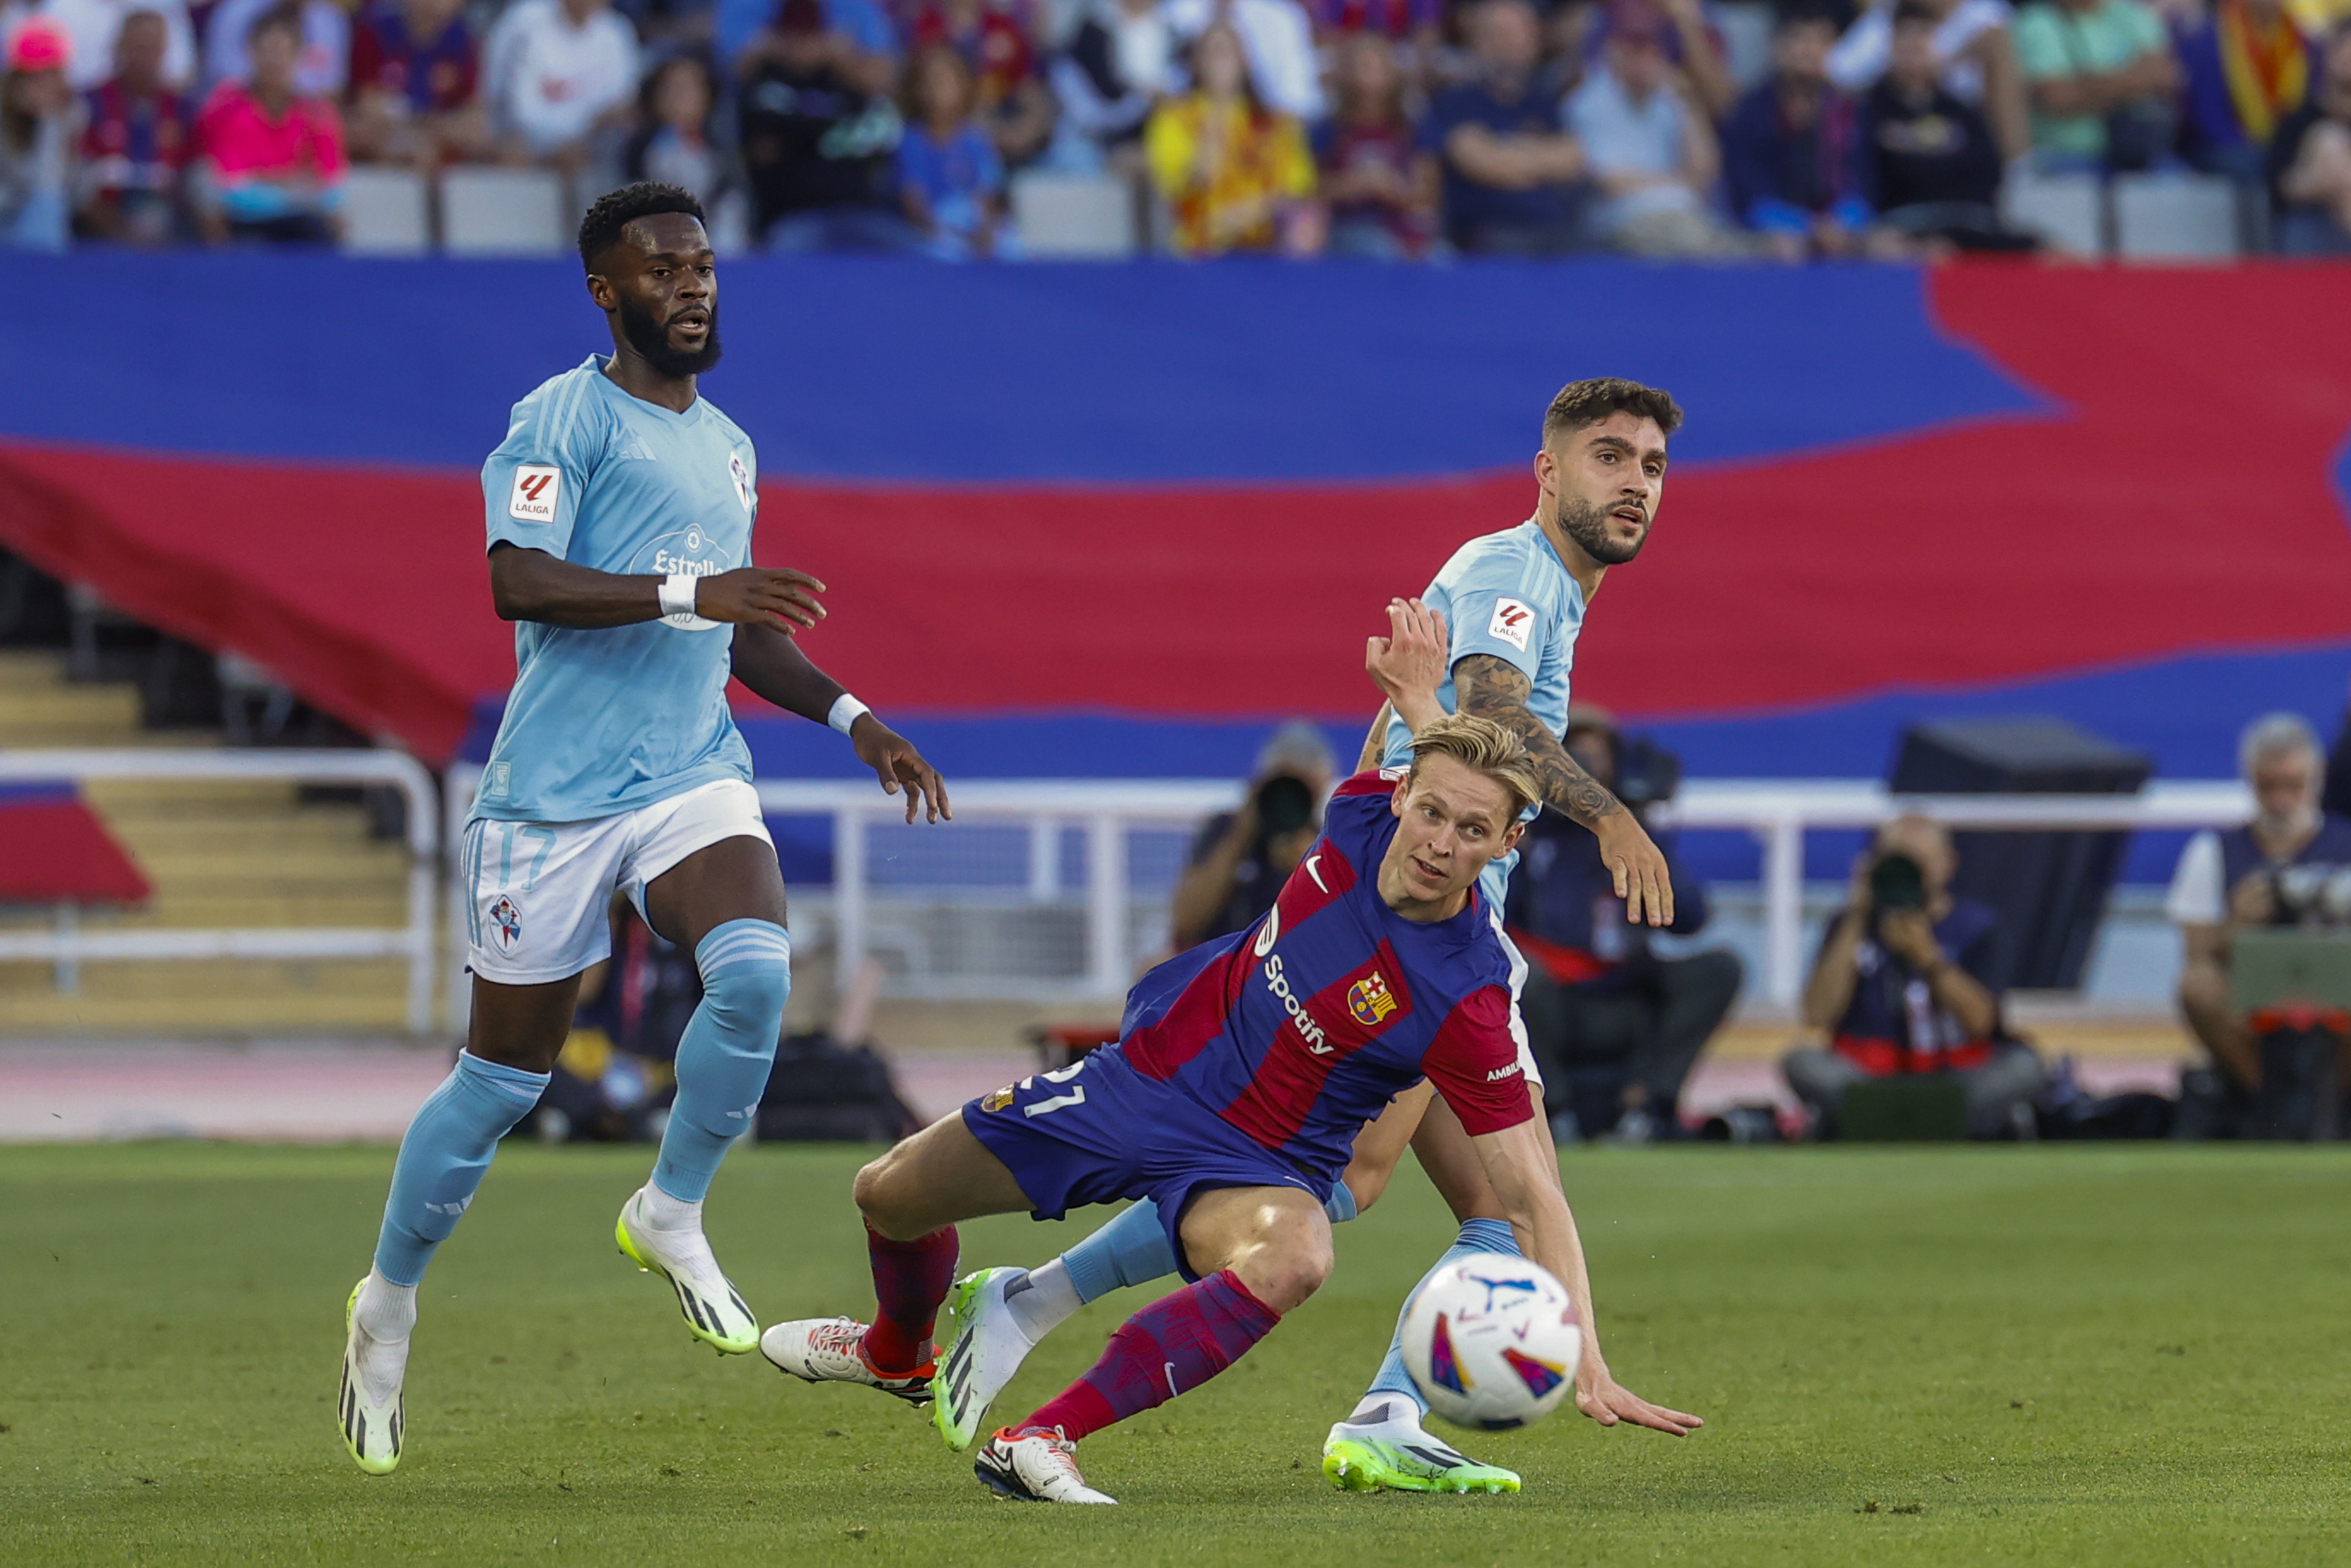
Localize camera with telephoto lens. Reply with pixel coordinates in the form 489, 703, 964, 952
1251, 775, 1316, 845
1869, 852, 1927, 913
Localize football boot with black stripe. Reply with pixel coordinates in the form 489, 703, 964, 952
974, 1425, 1117, 1504
1322, 1400, 1521, 1494
616, 1187, 760, 1354
338, 1278, 405, 1475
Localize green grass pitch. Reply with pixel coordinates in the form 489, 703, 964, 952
4, 1142, 2348, 1566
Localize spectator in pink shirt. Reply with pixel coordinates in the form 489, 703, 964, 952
194, 3, 343, 242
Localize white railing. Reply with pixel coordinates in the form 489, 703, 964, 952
443, 766, 1237, 1013
439, 767, 2255, 1015
1652, 780, 2252, 1009
759, 777, 1242, 997
0, 749, 441, 1030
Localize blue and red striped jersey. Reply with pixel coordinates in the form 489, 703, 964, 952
1117, 768, 1534, 1188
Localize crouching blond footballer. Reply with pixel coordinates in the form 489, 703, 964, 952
759, 715, 1699, 1502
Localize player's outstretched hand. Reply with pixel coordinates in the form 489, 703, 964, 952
1594, 812, 1674, 927
1576, 1370, 1703, 1436
1365, 598, 1450, 727
693, 567, 828, 632
851, 715, 952, 824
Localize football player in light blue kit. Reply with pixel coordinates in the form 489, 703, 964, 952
927, 379, 1701, 1493
337, 184, 950, 1476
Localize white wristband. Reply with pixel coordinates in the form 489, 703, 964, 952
828, 694, 871, 736
658, 573, 699, 618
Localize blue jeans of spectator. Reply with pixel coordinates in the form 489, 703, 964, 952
766, 205, 923, 254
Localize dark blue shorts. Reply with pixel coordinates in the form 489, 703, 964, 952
962, 1048, 1316, 1282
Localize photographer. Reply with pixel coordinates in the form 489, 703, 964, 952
1783, 813, 2042, 1138
1506, 707, 1740, 1144
1170, 720, 1335, 949
2172, 712, 2351, 1097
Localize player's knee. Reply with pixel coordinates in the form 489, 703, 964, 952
851, 1145, 924, 1238
1240, 1217, 1333, 1313
1254, 1247, 1332, 1314
696, 929, 792, 1035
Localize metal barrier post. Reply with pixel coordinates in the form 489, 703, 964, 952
1085, 813, 1126, 999
833, 803, 867, 996
1761, 815, 1805, 1011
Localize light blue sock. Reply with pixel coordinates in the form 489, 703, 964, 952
1060, 1182, 1360, 1304
372, 1051, 550, 1287
655, 919, 792, 1203
1361, 1217, 1521, 1415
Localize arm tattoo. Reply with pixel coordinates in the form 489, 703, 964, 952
1357, 702, 1394, 772
1452, 654, 1626, 828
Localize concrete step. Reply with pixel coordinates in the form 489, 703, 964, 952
0, 652, 427, 1033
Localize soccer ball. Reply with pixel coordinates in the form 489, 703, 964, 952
1401, 1251, 1582, 1431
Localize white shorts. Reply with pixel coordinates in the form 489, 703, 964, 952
1489, 907, 1545, 1092
461, 779, 774, 985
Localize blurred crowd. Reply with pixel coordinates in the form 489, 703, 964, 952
3, 0, 2348, 255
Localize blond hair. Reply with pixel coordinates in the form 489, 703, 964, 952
1407, 714, 1543, 821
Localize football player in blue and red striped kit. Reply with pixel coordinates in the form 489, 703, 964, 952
763, 716, 1691, 1502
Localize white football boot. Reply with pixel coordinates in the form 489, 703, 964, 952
931, 1267, 1043, 1451
759, 1316, 936, 1405
974, 1426, 1118, 1504
616, 1186, 759, 1355
338, 1278, 406, 1475
1322, 1396, 1520, 1494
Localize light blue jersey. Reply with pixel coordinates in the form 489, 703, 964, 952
1381, 518, 1585, 905
473, 356, 759, 825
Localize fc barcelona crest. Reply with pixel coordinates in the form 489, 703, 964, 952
1348, 971, 1399, 1027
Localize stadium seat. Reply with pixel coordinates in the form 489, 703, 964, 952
439, 167, 570, 257
1010, 173, 1137, 259
340, 167, 431, 256
2000, 170, 2105, 258
2112, 172, 2239, 261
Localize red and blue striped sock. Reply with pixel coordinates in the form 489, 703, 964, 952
860, 1223, 957, 1375
1017, 1269, 1281, 1441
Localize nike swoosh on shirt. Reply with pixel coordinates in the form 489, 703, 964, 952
1305, 855, 1328, 893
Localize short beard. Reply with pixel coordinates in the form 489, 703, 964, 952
616, 293, 722, 378
1556, 494, 1647, 565
2257, 804, 2319, 843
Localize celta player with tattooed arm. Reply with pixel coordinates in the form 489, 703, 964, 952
336, 183, 950, 1475
925, 378, 1699, 1493
763, 717, 1669, 1505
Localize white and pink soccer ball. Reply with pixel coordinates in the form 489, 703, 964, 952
1401, 1251, 1582, 1431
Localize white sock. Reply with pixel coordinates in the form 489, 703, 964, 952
1003, 1260, 1084, 1343
1344, 1394, 1419, 1429
635, 1181, 704, 1232
354, 1267, 417, 1343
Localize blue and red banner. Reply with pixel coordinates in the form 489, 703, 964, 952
2, 254, 2348, 809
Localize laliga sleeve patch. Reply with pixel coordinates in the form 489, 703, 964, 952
508, 465, 561, 524
1486, 598, 1535, 653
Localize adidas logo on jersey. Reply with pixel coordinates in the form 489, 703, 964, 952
1261, 954, 1330, 1052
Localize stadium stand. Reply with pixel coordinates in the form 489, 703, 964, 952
5, 0, 2348, 259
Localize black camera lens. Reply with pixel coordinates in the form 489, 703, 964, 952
1254, 775, 1315, 840
1869, 852, 1927, 912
